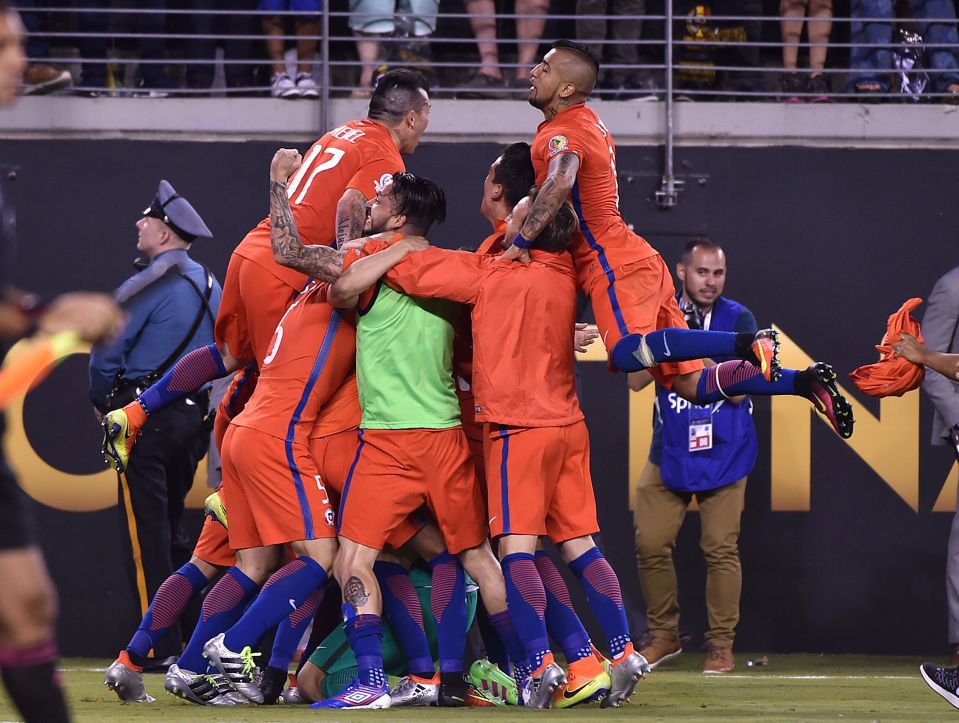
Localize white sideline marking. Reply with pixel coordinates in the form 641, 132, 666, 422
716, 674, 914, 680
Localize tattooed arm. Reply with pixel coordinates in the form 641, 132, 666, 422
269, 148, 344, 282
335, 188, 369, 250
503, 152, 580, 262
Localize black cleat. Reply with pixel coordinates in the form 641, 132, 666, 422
258, 665, 288, 705
438, 672, 467, 707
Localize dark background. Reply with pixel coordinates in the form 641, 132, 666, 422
2, 138, 955, 657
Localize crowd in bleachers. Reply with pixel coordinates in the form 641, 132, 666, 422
16, 0, 959, 100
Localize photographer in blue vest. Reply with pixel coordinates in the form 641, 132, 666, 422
628, 237, 757, 675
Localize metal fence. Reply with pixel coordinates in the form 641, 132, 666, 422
17, 3, 959, 106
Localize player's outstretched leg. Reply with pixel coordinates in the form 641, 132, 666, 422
921, 663, 959, 710
692, 360, 854, 438
429, 552, 469, 706
611, 328, 781, 380
258, 587, 326, 704
534, 550, 610, 708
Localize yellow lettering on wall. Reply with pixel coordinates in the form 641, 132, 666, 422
933, 461, 958, 513
771, 327, 919, 511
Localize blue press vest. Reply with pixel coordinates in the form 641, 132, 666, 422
650, 295, 758, 493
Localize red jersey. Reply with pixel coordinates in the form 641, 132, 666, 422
531, 104, 658, 293
232, 119, 405, 292
475, 219, 507, 256
231, 281, 357, 443
385, 248, 582, 427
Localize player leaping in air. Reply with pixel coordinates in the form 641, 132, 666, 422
503, 40, 853, 439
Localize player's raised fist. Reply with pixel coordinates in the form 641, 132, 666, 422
40, 292, 124, 345
270, 148, 302, 183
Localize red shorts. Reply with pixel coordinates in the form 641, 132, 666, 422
338, 427, 486, 555
221, 424, 337, 549
193, 515, 235, 568
587, 254, 704, 388
214, 366, 259, 451
484, 421, 599, 543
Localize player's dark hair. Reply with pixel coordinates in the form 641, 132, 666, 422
390, 172, 446, 235
368, 69, 430, 123
682, 236, 724, 264
493, 142, 535, 208
551, 39, 601, 77
0, 1, 10, 11
532, 201, 578, 253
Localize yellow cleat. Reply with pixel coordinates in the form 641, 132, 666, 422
100, 408, 139, 473
204, 491, 229, 529
553, 657, 611, 709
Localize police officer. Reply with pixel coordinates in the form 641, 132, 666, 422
629, 237, 758, 675
89, 180, 222, 666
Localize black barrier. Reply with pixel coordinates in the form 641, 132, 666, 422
0, 139, 955, 656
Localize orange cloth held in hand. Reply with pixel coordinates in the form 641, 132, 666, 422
849, 297, 925, 397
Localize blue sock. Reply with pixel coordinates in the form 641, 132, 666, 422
268, 587, 325, 672
139, 344, 227, 414
487, 609, 530, 676
428, 552, 467, 674
568, 547, 631, 661
501, 552, 550, 671
345, 614, 386, 688
611, 328, 743, 372
696, 361, 799, 404
127, 562, 208, 662
476, 603, 510, 673
534, 550, 592, 664
178, 566, 257, 672
223, 557, 328, 652
374, 561, 434, 677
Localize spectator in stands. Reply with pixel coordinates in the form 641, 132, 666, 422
459, 0, 549, 98
348, 0, 439, 98
261, 0, 321, 99
15, 0, 72, 95
779, 0, 832, 101
575, 0, 645, 98
848, 0, 959, 99
185, 1, 259, 94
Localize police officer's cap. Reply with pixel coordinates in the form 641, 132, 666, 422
142, 180, 213, 243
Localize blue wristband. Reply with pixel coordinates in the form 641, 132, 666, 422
512, 232, 533, 249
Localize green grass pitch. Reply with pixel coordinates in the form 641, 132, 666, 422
0, 654, 954, 722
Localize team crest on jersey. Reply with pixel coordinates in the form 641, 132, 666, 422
374, 173, 394, 194
325, 508, 335, 527
547, 135, 569, 157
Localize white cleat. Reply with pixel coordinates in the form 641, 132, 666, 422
104, 658, 155, 703
389, 675, 439, 706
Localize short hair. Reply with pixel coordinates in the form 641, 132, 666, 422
551, 39, 601, 77
390, 172, 446, 235
368, 69, 430, 123
0, 1, 10, 11
531, 201, 578, 253
681, 236, 724, 264
493, 142, 535, 208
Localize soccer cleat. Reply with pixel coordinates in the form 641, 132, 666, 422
920, 663, 959, 710
258, 665, 288, 705
802, 362, 855, 439
751, 328, 781, 382
202, 633, 264, 704
602, 651, 650, 708
104, 656, 155, 703
438, 673, 468, 707
101, 408, 140, 473
467, 659, 518, 706
521, 660, 566, 709
389, 673, 439, 706
281, 685, 307, 704
310, 681, 391, 709
204, 491, 228, 529
553, 656, 611, 709
163, 664, 240, 706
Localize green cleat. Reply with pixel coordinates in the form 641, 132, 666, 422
468, 659, 519, 706
100, 408, 140, 473
204, 491, 228, 529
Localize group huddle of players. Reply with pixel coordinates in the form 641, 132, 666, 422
98, 39, 854, 711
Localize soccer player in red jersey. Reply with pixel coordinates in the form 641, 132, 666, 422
502, 40, 853, 439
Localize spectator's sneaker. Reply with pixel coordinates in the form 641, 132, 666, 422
921, 663, 959, 710
164, 664, 240, 706
271, 72, 299, 99
104, 654, 154, 703
801, 362, 855, 439
602, 650, 649, 708
204, 490, 228, 529
310, 681, 391, 709
457, 72, 509, 99
780, 72, 804, 103
390, 673, 439, 706
703, 645, 735, 674
258, 665, 288, 705
808, 74, 831, 102
637, 635, 682, 670
295, 72, 319, 99
21, 65, 72, 95
101, 408, 140, 472
553, 655, 610, 709
521, 658, 566, 709
203, 633, 264, 703
467, 659, 518, 705
751, 328, 781, 382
